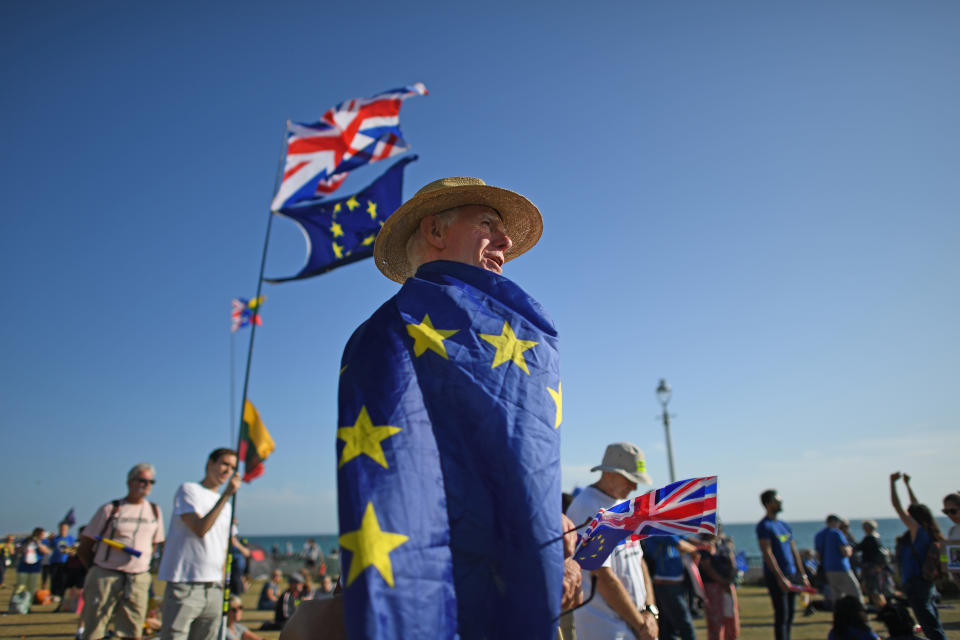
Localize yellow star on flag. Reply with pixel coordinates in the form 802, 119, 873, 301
367, 200, 378, 219
339, 502, 409, 587
547, 381, 562, 428
406, 314, 458, 359
333, 202, 342, 214
332, 241, 344, 259
361, 234, 375, 246
330, 221, 344, 238
479, 321, 538, 374
337, 406, 402, 468
346, 195, 360, 211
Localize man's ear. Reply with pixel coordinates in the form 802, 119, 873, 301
420, 215, 445, 250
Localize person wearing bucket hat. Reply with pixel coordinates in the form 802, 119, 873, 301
566, 443, 659, 640
335, 177, 565, 639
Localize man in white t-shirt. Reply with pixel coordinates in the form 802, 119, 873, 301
158, 448, 241, 640
79, 462, 165, 640
566, 442, 659, 640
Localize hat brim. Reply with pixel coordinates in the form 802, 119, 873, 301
590, 464, 652, 486
373, 183, 543, 283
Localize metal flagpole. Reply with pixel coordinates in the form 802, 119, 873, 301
230, 331, 236, 445
220, 121, 289, 630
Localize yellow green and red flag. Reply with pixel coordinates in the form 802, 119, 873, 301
239, 399, 275, 482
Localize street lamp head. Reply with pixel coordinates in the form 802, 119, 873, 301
656, 378, 672, 407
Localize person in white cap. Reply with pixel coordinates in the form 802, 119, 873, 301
566, 442, 659, 640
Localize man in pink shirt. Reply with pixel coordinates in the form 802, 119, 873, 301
80, 463, 164, 640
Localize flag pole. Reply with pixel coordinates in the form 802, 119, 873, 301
221, 121, 289, 626
230, 331, 236, 445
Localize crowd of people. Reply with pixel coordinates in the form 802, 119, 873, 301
3, 176, 958, 640
1, 450, 339, 640
757, 473, 960, 640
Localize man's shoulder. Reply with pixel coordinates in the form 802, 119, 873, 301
566, 486, 609, 522
342, 294, 403, 358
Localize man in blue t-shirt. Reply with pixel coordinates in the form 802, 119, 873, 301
756, 489, 809, 640
47, 521, 76, 600
814, 515, 863, 604
644, 535, 698, 640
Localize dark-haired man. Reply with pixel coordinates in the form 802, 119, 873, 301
159, 448, 241, 640
814, 514, 862, 603
756, 490, 808, 640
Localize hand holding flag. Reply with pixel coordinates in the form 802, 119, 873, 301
574, 476, 717, 570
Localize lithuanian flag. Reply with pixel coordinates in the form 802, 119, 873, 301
239, 399, 275, 482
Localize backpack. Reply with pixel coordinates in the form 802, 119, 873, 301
76, 499, 160, 568
921, 539, 945, 582
8, 585, 31, 614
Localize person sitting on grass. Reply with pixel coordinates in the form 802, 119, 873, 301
225, 595, 265, 640
876, 602, 923, 640
829, 595, 879, 640
257, 569, 283, 611
267, 572, 306, 631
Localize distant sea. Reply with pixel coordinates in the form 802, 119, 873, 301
244, 516, 953, 572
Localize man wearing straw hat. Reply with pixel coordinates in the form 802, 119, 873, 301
334, 177, 565, 639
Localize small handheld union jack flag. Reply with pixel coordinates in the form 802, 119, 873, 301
573, 476, 717, 570
231, 297, 265, 332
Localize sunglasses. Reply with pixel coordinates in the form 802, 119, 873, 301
944, 508, 959, 516
135, 478, 156, 485
231, 605, 244, 611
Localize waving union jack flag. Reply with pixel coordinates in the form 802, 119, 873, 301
573, 476, 717, 570
270, 83, 427, 211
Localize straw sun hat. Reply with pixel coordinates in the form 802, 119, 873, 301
373, 177, 543, 283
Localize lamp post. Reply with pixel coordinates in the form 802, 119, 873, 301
656, 378, 676, 483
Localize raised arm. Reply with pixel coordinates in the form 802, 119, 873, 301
890, 472, 919, 538
903, 474, 919, 506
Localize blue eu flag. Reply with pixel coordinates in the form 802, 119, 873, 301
337, 261, 563, 639
267, 155, 417, 282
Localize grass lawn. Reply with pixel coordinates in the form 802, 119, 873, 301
2, 575, 959, 639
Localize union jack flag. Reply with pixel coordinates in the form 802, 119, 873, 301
231, 296, 264, 332
573, 476, 717, 570
270, 83, 427, 211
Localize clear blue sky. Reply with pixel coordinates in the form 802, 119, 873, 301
2, 1, 957, 535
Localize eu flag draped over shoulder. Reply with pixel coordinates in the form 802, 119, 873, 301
267, 156, 416, 282
574, 476, 718, 570
337, 261, 563, 639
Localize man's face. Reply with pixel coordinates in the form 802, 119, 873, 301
439, 205, 513, 274
272, 570, 282, 583
128, 467, 156, 499
944, 498, 960, 524
769, 494, 783, 513
59, 523, 69, 537
611, 473, 638, 500
206, 454, 238, 487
